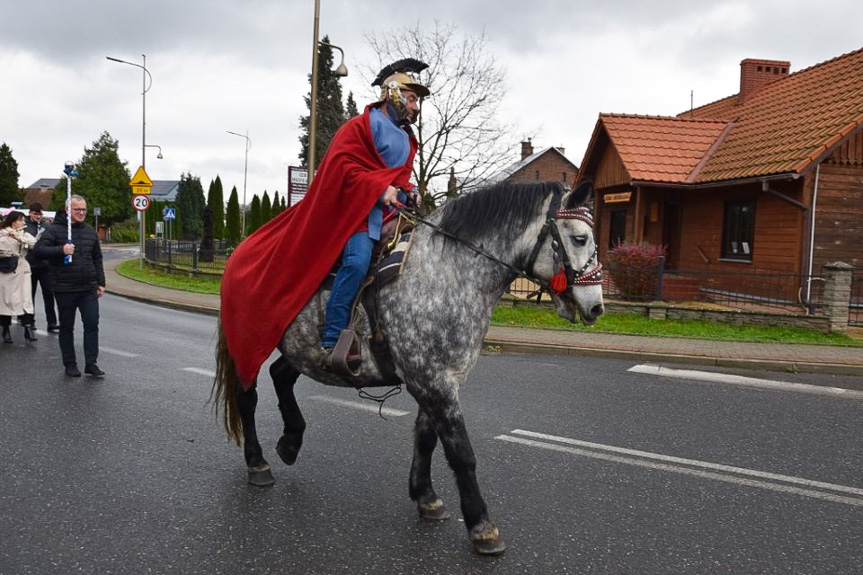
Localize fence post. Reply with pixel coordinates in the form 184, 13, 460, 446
193, 241, 199, 271
823, 261, 853, 333
655, 255, 665, 301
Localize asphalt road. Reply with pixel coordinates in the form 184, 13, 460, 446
1, 294, 861, 574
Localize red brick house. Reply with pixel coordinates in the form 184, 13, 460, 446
577, 47, 863, 303
489, 139, 578, 186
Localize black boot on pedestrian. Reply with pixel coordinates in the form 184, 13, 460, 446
47, 324, 60, 333
24, 326, 37, 342
2, 326, 11, 344
85, 363, 105, 378
65, 364, 81, 378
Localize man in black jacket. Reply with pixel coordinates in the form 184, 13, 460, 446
24, 202, 58, 332
33, 194, 106, 378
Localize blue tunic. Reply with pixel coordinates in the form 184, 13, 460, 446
367, 106, 411, 240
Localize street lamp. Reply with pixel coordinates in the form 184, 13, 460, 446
145, 144, 164, 159
308, 0, 348, 184
226, 130, 251, 237
106, 53, 152, 268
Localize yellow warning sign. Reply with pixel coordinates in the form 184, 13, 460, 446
130, 166, 153, 195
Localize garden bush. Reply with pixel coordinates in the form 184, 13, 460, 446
109, 219, 139, 243
606, 242, 666, 300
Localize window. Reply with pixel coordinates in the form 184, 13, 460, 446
562, 172, 568, 184
721, 200, 755, 261
535, 170, 540, 180
609, 210, 626, 249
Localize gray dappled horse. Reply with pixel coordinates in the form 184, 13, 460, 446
212, 180, 604, 555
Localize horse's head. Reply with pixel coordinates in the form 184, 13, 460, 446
527, 181, 605, 325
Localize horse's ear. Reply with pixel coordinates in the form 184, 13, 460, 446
565, 180, 593, 208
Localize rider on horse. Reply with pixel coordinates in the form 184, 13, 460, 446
219, 59, 430, 387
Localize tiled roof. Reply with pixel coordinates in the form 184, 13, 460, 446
600, 114, 729, 183
591, 46, 863, 184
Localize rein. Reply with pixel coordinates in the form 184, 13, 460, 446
397, 189, 603, 295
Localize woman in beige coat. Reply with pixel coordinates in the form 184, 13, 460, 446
0, 211, 38, 343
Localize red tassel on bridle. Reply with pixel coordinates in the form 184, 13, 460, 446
551, 268, 568, 293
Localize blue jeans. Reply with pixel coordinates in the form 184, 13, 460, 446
55, 290, 100, 367
322, 232, 374, 348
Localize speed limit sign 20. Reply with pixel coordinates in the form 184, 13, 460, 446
132, 194, 151, 212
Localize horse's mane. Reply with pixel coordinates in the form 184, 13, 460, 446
434, 181, 564, 245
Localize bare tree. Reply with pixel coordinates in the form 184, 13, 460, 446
364, 22, 524, 210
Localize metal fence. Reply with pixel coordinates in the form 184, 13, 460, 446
144, 238, 230, 273
851, 268, 863, 326
508, 260, 826, 316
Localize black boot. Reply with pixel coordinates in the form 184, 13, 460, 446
2, 326, 11, 344
24, 326, 37, 342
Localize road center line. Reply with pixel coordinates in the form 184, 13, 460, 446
100, 346, 139, 358
496, 435, 863, 507
183, 367, 216, 378
628, 364, 863, 399
509, 429, 863, 497
308, 395, 410, 417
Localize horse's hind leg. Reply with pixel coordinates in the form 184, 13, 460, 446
411, 382, 505, 555
235, 381, 275, 487
410, 407, 450, 521
270, 356, 305, 465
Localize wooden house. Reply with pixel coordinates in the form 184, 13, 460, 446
578, 47, 863, 302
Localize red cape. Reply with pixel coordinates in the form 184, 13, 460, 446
221, 103, 417, 387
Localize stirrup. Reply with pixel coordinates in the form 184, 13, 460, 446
330, 328, 362, 377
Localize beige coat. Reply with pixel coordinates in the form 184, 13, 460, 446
0, 227, 37, 316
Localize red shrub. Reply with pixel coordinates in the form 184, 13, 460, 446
606, 242, 667, 300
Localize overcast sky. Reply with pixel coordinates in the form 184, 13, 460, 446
2, 0, 861, 202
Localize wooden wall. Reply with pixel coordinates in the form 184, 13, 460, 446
813, 142, 863, 269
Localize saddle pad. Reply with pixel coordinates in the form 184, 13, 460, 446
376, 230, 414, 288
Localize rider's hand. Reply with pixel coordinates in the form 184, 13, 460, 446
62, 243, 75, 255
382, 185, 399, 207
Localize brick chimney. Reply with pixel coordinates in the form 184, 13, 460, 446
739, 58, 790, 104
521, 139, 534, 160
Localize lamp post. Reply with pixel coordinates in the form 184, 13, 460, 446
308, 0, 347, 184
145, 144, 164, 159
226, 130, 251, 237
106, 53, 152, 268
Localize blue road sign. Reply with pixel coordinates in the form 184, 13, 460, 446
163, 207, 177, 220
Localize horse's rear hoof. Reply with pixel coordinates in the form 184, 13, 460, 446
470, 521, 506, 556
276, 436, 300, 466
248, 464, 275, 487
417, 498, 451, 521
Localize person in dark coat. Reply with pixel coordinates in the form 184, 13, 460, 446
33, 194, 106, 378
24, 202, 58, 332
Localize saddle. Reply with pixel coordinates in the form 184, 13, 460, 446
323, 213, 416, 382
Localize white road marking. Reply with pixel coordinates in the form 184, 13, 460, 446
628, 364, 863, 399
183, 367, 216, 378
309, 395, 410, 417
100, 346, 139, 358
496, 430, 863, 507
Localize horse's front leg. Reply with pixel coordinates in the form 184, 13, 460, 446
235, 382, 275, 487
410, 407, 450, 521
411, 382, 506, 555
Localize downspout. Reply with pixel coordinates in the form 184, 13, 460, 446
806, 164, 821, 304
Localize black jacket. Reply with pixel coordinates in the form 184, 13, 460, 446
24, 216, 49, 270
33, 212, 105, 292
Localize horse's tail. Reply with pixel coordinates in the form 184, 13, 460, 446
210, 319, 243, 445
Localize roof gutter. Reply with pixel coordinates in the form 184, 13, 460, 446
630, 172, 797, 190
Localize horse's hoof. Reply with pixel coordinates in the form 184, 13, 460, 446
276, 436, 300, 466
470, 521, 506, 556
417, 498, 451, 521
248, 464, 275, 487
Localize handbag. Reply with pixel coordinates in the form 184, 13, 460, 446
0, 255, 18, 274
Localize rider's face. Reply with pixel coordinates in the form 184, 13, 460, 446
401, 89, 420, 122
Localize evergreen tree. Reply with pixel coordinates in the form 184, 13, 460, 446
72, 132, 131, 226
261, 191, 272, 225
175, 172, 206, 239
271, 190, 281, 216
281, 196, 287, 211
226, 186, 241, 245
0, 143, 21, 206
346, 92, 359, 118
207, 175, 226, 239
299, 35, 348, 168
247, 194, 262, 235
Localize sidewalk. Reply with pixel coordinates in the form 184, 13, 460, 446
103, 254, 863, 377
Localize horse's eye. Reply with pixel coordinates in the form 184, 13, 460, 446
571, 235, 587, 247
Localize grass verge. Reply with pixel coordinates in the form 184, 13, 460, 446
116, 259, 860, 346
